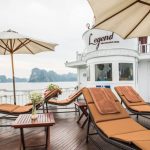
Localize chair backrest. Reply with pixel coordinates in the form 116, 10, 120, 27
82, 88, 129, 123
44, 89, 61, 102
68, 88, 83, 101
115, 86, 146, 106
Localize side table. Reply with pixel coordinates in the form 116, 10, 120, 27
74, 102, 88, 128
12, 113, 55, 150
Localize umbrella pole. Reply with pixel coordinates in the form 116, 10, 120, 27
10, 52, 16, 105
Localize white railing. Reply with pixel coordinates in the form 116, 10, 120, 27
138, 44, 150, 53
0, 87, 76, 105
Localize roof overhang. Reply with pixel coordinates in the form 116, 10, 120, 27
65, 61, 86, 68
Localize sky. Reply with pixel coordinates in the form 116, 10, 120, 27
0, 0, 93, 78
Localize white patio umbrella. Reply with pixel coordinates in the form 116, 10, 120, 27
88, 0, 150, 39
0, 29, 58, 104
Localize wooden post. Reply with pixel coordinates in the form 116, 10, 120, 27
10, 52, 16, 105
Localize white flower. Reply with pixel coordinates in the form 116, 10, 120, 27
29, 92, 43, 104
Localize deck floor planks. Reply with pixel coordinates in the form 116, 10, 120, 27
0, 112, 149, 150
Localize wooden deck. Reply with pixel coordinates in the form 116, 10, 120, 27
0, 111, 150, 150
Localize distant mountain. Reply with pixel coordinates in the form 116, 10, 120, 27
29, 68, 77, 82
0, 75, 27, 83
0, 68, 77, 83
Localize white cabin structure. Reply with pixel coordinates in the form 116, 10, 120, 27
66, 29, 150, 102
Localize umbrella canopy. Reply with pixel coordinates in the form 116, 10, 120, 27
88, 0, 150, 39
0, 29, 58, 104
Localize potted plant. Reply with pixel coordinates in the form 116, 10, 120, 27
44, 84, 62, 97
29, 92, 43, 120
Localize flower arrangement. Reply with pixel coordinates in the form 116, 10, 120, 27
30, 92, 43, 104
29, 92, 43, 120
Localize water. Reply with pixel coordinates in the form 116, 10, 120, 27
0, 82, 78, 105
0, 81, 77, 94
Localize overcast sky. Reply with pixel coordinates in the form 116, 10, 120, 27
0, 0, 93, 78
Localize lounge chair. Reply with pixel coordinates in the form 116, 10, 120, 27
45, 88, 83, 113
82, 87, 150, 150
115, 86, 150, 119
0, 89, 60, 127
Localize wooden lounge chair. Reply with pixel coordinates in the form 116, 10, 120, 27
0, 89, 60, 127
0, 89, 60, 115
45, 88, 83, 113
115, 86, 150, 120
82, 87, 150, 150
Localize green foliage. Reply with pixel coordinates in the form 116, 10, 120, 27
47, 83, 60, 90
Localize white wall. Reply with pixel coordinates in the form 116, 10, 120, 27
138, 61, 150, 102
85, 55, 137, 89
78, 67, 87, 88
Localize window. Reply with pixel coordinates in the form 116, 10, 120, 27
87, 66, 90, 81
119, 63, 133, 81
138, 37, 147, 53
95, 63, 112, 81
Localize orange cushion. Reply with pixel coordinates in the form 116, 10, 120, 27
82, 88, 94, 104
132, 140, 150, 150
48, 99, 71, 106
130, 104, 150, 112
89, 88, 120, 114
121, 95, 146, 106
112, 130, 150, 143
12, 105, 33, 113
97, 118, 146, 137
0, 104, 20, 112
115, 86, 143, 103
88, 102, 129, 123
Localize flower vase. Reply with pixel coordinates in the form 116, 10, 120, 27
31, 103, 38, 120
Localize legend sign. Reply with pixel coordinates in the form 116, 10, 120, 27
89, 32, 119, 50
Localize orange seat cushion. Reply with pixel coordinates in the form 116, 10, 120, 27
48, 99, 70, 106
82, 88, 94, 104
12, 105, 33, 113
0, 104, 20, 112
96, 118, 146, 137
112, 130, 150, 143
115, 87, 146, 106
89, 88, 120, 115
132, 140, 150, 150
89, 102, 129, 123
48, 89, 83, 106
121, 95, 146, 106
130, 104, 150, 112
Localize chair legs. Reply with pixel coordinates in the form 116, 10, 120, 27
46, 102, 48, 113
86, 115, 91, 143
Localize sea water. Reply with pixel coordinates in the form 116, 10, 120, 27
0, 81, 77, 105
0, 81, 77, 93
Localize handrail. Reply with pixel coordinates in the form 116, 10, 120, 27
0, 87, 77, 105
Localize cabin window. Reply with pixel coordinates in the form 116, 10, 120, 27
87, 66, 90, 81
138, 36, 147, 53
119, 63, 133, 81
95, 63, 112, 81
